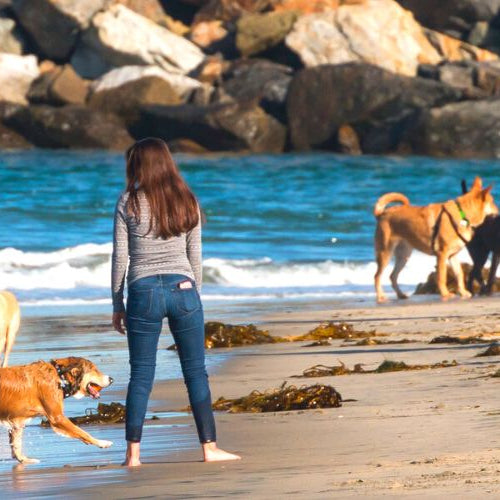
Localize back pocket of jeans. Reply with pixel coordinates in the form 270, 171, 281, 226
176, 287, 200, 314
127, 288, 154, 317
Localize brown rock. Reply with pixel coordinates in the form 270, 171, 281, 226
272, 0, 340, 13
190, 20, 228, 47
3, 104, 133, 149
167, 138, 209, 154
0, 122, 32, 148
286, 63, 462, 153
402, 99, 500, 159
112, 0, 166, 23
50, 65, 89, 105
134, 101, 286, 153
194, 0, 272, 23
425, 29, 498, 63
337, 124, 361, 155
88, 76, 182, 124
236, 10, 297, 57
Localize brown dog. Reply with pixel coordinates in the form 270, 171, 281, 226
374, 177, 498, 302
0, 356, 113, 464
0, 291, 20, 368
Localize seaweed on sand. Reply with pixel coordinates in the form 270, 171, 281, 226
430, 335, 489, 344
294, 359, 458, 377
476, 343, 500, 357
40, 402, 132, 427
290, 322, 376, 342
212, 382, 342, 413
302, 340, 332, 347
168, 321, 285, 350
346, 338, 417, 346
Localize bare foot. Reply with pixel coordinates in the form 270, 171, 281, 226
203, 442, 241, 462
123, 441, 141, 467
122, 458, 141, 467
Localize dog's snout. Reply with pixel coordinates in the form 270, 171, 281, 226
108, 376, 114, 385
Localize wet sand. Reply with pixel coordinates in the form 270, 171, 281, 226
2, 296, 500, 498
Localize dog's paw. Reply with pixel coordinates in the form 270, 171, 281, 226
97, 439, 113, 449
459, 290, 472, 299
20, 457, 40, 464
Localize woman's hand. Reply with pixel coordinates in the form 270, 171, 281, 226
112, 312, 127, 335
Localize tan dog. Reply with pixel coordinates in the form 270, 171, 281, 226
0, 356, 113, 464
374, 177, 498, 302
0, 291, 20, 367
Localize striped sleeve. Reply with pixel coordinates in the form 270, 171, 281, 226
186, 208, 202, 292
111, 194, 129, 313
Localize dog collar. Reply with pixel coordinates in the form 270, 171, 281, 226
50, 360, 77, 399
454, 200, 470, 227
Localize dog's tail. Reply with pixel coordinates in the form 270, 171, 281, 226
374, 193, 410, 217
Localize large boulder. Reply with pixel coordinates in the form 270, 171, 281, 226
286, 63, 463, 153
71, 4, 205, 78
112, 0, 166, 23
11, 0, 107, 60
0, 53, 39, 104
133, 102, 286, 153
90, 65, 204, 101
218, 59, 293, 122
272, 0, 340, 13
194, 0, 272, 23
29, 64, 89, 105
285, 0, 442, 77
3, 104, 133, 149
236, 10, 297, 56
0, 14, 25, 54
88, 76, 182, 124
396, 0, 500, 39
402, 99, 500, 158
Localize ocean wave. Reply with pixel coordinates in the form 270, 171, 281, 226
1, 243, 472, 291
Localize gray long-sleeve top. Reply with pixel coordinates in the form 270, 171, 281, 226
111, 191, 202, 313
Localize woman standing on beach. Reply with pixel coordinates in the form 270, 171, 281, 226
111, 137, 240, 467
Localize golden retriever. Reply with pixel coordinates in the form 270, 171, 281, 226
0, 291, 20, 367
0, 356, 113, 464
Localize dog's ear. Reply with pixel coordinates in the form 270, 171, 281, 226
482, 185, 493, 198
471, 176, 483, 191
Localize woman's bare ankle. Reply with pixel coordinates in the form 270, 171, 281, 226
202, 442, 241, 462
123, 441, 142, 466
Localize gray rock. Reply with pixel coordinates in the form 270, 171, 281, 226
11, 0, 107, 60
219, 59, 293, 123
3, 104, 133, 149
397, 0, 500, 37
133, 102, 286, 153
71, 4, 205, 78
286, 63, 463, 153
0, 14, 25, 54
403, 99, 500, 158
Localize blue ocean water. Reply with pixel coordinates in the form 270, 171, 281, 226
1, 150, 499, 315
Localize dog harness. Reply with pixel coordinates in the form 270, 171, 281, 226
431, 199, 471, 253
50, 360, 78, 399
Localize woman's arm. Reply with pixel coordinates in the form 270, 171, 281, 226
187, 209, 202, 292
111, 195, 129, 314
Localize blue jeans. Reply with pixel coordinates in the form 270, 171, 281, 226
125, 274, 216, 444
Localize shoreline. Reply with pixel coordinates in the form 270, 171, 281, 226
2, 296, 500, 498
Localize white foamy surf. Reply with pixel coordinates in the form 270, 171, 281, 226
0, 243, 472, 310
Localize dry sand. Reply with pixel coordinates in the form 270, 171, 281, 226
3, 296, 500, 498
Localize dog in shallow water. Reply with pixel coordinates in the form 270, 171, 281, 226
374, 176, 498, 302
460, 180, 500, 295
0, 291, 20, 368
0, 357, 113, 464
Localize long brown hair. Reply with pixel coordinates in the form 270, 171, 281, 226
125, 137, 199, 238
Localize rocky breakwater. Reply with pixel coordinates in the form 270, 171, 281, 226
0, 0, 500, 157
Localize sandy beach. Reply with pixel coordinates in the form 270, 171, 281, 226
1, 295, 499, 499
